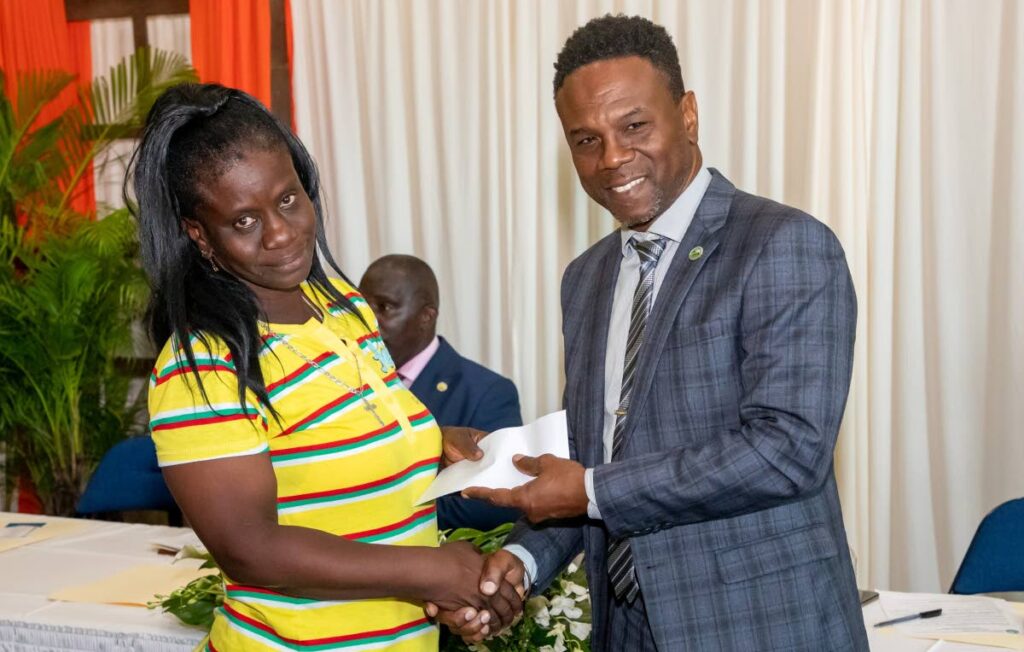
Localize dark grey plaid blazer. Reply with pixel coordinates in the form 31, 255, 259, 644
507, 170, 868, 651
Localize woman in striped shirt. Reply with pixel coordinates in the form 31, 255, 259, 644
129, 83, 521, 651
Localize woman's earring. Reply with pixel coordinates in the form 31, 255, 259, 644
203, 250, 220, 272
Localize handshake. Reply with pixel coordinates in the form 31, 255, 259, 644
432, 425, 589, 641
432, 427, 534, 642
421, 545, 527, 643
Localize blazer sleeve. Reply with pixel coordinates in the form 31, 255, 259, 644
593, 216, 857, 538
505, 519, 584, 594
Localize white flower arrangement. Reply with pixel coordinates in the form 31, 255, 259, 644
479, 559, 591, 652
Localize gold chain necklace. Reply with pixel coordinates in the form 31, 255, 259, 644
265, 296, 387, 427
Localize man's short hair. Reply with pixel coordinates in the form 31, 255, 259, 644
365, 254, 439, 308
553, 14, 685, 101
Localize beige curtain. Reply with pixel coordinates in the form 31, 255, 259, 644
89, 18, 135, 212
286, 0, 1021, 593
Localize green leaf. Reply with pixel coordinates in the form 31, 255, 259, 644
149, 573, 224, 631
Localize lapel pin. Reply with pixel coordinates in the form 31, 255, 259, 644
436, 381, 449, 392
688, 246, 704, 261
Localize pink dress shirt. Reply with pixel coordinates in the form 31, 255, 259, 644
397, 336, 440, 388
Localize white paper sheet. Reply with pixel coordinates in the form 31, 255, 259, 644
926, 642, 1012, 652
417, 410, 570, 505
48, 560, 209, 606
148, 531, 205, 556
0, 517, 85, 554
878, 591, 1022, 635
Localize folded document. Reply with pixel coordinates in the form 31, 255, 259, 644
417, 410, 570, 505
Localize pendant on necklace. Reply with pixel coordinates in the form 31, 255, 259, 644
268, 328, 387, 428
361, 398, 386, 427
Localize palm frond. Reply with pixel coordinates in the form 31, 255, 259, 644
10, 70, 76, 127
78, 208, 136, 254
90, 47, 198, 131
54, 48, 198, 214
0, 70, 76, 218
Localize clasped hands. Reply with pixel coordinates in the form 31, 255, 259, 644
433, 427, 590, 641
425, 545, 526, 642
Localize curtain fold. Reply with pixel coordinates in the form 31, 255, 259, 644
66, 21, 94, 216
190, 0, 271, 107
285, 0, 294, 130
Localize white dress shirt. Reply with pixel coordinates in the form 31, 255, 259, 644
584, 165, 711, 518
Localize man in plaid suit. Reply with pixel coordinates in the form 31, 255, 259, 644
454, 14, 868, 651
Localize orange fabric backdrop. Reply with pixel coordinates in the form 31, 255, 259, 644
66, 21, 95, 215
190, 0, 272, 108
286, 0, 294, 129
0, 1, 94, 217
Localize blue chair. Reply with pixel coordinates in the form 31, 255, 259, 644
950, 498, 1024, 594
77, 436, 178, 516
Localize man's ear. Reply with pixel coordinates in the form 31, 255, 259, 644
680, 90, 699, 144
181, 217, 209, 252
420, 305, 439, 331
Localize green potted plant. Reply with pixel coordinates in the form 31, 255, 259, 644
0, 48, 197, 515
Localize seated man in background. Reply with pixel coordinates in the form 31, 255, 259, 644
360, 254, 522, 531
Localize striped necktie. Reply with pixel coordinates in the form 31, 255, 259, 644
607, 234, 667, 603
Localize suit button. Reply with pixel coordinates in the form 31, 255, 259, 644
436, 381, 448, 392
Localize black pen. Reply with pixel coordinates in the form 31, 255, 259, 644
874, 608, 943, 628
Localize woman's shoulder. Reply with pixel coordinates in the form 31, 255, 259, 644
150, 331, 235, 386
325, 277, 368, 307
308, 278, 377, 330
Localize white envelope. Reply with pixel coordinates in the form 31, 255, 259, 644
417, 410, 570, 505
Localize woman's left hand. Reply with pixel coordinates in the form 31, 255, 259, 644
440, 426, 487, 468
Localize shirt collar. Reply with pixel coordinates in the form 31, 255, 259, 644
619, 165, 712, 255
397, 335, 440, 386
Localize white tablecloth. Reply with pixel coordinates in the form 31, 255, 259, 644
0, 513, 205, 652
1, 513, 1018, 652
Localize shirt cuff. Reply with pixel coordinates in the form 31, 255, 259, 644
502, 544, 538, 593
585, 467, 603, 520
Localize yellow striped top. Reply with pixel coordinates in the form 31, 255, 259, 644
149, 278, 440, 651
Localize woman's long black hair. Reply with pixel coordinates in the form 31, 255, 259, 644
127, 83, 366, 417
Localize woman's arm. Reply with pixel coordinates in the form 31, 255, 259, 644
162, 452, 520, 618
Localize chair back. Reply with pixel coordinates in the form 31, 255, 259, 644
951, 498, 1024, 594
77, 436, 177, 514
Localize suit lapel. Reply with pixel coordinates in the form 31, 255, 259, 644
619, 170, 736, 449
409, 337, 454, 404
577, 237, 621, 468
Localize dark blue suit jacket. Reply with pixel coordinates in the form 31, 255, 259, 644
409, 336, 523, 531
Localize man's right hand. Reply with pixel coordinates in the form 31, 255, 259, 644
428, 549, 527, 642
479, 549, 527, 602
